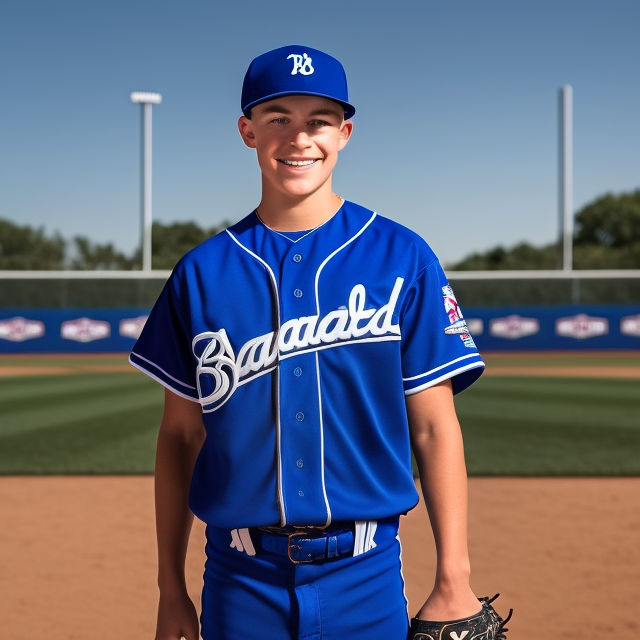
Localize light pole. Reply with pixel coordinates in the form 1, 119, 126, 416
130, 91, 162, 271
558, 85, 573, 271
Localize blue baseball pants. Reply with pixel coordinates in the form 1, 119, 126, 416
201, 517, 410, 640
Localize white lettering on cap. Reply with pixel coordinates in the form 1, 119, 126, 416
287, 52, 314, 75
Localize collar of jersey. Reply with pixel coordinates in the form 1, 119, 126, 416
254, 197, 346, 244
226, 199, 376, 284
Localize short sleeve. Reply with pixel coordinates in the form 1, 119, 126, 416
129, 267, 200, 402
400, 258, 484, 395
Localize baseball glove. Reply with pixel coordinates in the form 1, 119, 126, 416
407, 593, 512, 640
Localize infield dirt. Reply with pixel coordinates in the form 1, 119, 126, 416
1, 476, 638, 639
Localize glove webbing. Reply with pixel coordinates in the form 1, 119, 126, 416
479, 593, 513, 640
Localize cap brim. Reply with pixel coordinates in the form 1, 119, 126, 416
243, 91, 355, 119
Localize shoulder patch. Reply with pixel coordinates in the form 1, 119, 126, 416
442, 285, 476, 348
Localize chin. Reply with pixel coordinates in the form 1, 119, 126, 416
280, 180, 326, 198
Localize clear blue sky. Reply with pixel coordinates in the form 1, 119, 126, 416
1, 0, 638, 264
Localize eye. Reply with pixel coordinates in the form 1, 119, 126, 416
270, 117, 288, 125
309, 119, 330, 127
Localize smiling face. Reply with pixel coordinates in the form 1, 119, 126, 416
238, 95, 353, 204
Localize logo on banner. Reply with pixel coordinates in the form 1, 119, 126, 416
0, 316, 45, 342
61, 317, 111, 343
490, 315, 539, 340
621, 314, 640, 337
119, 316, 148, 339
555, 314, 608, 339
465, 318, 483, 335
443, 317, 483, 337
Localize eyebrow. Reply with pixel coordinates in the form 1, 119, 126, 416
258, 103, 342, 118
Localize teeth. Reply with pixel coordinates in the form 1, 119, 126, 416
281, 159, 316, 166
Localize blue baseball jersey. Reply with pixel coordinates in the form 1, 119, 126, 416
130, 200, 484, 529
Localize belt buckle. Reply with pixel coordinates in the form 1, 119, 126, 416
287, 531, 315, 564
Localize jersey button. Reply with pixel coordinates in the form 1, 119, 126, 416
293, 366, 303, 377
298, 490, 305, 497
296, 459, 304, 468
294, 288, 303, 298
293, 253, 302, 263
295, 411, 305, 422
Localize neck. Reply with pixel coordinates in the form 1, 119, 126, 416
256, 182, 343, 231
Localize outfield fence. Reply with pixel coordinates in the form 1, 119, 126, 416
1, 269, 640, 308
1, 269, 639, 352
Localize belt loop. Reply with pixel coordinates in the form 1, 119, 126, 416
327, 534, 338, 559
230, 528, 256, 556
352, 520, 377, 557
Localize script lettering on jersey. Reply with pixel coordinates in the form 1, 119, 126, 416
192, 277, 404, 411
287, 52, 314, 75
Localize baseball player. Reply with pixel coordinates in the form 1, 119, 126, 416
130, 45, 508, 640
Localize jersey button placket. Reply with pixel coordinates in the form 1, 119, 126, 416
279, 244, 326, 524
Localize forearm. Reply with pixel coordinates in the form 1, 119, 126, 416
407, 381, 472, 586
413, 419, 471, 584
155, 418, 204, 595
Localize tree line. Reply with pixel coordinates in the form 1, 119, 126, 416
0, 219, 229, 270
448, 189, 640, 270
1, 189, 638, 270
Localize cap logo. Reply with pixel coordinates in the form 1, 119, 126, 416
287, 52, 314, 76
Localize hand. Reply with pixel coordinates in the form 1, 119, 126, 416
155, 590, 200, 640
416, 582, 482, 621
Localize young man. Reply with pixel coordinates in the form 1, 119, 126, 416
130, 45, 492, 640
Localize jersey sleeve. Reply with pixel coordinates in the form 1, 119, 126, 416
128, 266, 200, 402
400, 258, 484, 395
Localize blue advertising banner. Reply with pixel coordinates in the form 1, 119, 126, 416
1, 305, 639, 353
0, 309, 149, 353
465, 305, 640, 351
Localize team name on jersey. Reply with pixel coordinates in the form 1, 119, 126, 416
192, 277, 404, 411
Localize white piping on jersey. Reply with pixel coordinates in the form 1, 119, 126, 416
129, 351, 198, 390
225, 214, 380, 527
275, 364, 285, 525
128, 355, 201, 403
315, 350, 331, 527
313, 211, 377, 309
402, 353, 480, 381
225, 229, 287, 527
312, 210, 377, 528
396, 533, 410, 617
404, 361, 485, 396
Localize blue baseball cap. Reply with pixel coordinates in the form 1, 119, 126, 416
241, 45, 355, 119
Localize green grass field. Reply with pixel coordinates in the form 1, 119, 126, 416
456, 375, 640, 475
0, 371, 162, 473
0, 352, 638, 475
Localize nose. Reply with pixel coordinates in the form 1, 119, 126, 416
289, 129, 312, 149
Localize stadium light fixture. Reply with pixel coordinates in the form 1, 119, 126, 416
130, 91, 163, 271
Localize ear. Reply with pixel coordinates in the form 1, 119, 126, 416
238, 116, 257, 148
337, 120, 353, 151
